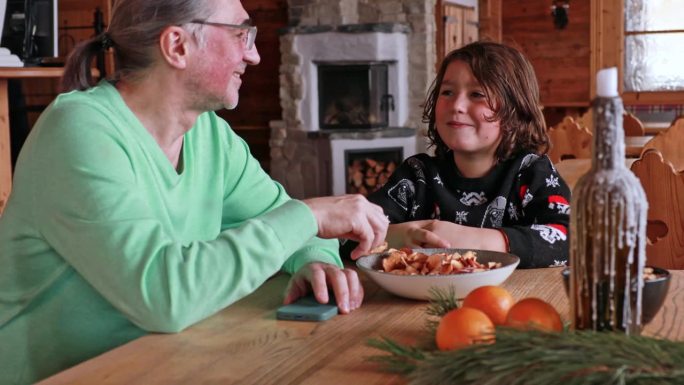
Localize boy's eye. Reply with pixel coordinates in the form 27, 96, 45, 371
471, 91, 486, 98
439, 89, 454, 96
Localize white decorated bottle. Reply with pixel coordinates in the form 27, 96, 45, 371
569, 67, 648, 334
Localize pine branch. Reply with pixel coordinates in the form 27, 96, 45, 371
369, 328, 684, 385
366, 337, 426, 375
425, 286, 459, 318
423, 286, 460, 341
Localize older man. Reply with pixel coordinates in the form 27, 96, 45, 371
0, 0, 387, 383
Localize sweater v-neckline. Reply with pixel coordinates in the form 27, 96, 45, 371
102, 81, 189, 180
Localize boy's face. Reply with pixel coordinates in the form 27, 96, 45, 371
435, 60, 502, 164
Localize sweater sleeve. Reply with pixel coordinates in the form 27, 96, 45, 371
367, 156, 428, 223
31, 102, 338, 333
340, 158, 415, 259
501, 157, 571, 268
216, 124, 342, 274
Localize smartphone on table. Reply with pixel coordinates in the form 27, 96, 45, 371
276, 294, 338, 322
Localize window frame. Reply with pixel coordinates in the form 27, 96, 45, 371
592, 0, 684, 105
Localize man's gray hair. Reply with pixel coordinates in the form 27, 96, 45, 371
62, 0, 214, 91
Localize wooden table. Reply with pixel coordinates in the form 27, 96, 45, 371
556, 158, 637, 190
39, 268, 684, 385
625, 135, 653, 157
644, 122, 671, 136
0, 67, 65, 214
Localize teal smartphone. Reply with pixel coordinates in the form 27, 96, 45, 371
276, 295, 338, 322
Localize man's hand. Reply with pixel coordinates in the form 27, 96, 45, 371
283, 262, 363, 314
303, 194, 388, 260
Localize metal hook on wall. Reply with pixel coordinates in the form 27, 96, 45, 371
550, 1, 570, 30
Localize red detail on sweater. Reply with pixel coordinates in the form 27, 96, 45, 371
548, 195, 569, 205
519, 185, 528, 199
548, 223, 567, 234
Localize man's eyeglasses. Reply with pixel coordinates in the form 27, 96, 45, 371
189, 20, 257, 50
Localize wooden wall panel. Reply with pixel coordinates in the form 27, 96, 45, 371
58, 0, 110, 57
591, 0, 622, 100
501, 0, 591, 107
217, 0, 288, 172
218, 1, 287, 129
479, 0, 502, 42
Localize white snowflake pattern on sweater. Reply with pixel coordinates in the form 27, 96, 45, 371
460, 191, 487, 206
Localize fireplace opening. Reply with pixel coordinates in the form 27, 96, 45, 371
317, 61, 394, 130
345, 147, 403, 196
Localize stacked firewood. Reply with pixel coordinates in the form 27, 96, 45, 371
347, 158, 397, 196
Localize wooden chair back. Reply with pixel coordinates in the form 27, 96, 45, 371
547, 116, 593, 163
631, 149, 684, 269
577, 109, 593, 133
577, 110, 645, 136
641, 117, 684, 172
623, 112, 646, 136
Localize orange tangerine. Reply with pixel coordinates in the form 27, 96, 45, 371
462, 285, 515, 325
435, 307, 495, 351
505, 297, 563, 332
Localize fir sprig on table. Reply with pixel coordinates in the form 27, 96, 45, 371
368, 288, 684, 385
424, 286, 460, 317
423, 286, 460, 337
371, 328, 684, 385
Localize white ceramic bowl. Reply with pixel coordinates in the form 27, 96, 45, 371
356, 248, 520, 300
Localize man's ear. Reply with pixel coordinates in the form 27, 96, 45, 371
159, 26, 191, 69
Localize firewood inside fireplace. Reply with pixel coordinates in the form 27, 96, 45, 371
347, 157, 397, 196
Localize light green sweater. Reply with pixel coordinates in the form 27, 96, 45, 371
0, 81, 341, 384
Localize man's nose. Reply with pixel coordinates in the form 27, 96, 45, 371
244, 44, 261, 65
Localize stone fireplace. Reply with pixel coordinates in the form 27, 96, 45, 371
270, 0, 437, 199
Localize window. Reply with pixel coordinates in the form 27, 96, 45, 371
624, 0, 684, 92
592, 0, 684, 105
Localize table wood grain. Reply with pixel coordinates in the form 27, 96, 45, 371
39, 268, 684, 385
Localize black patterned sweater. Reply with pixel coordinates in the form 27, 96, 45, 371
366, 152, 571, 268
